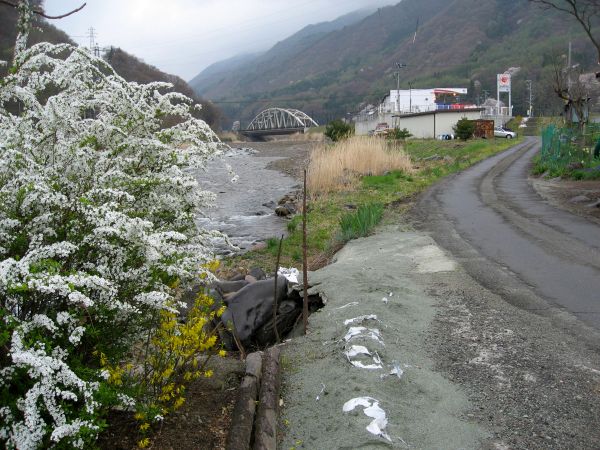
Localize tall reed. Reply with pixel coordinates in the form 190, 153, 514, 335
307, 136, 412, 195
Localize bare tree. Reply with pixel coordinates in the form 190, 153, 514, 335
551, 54, 590, 128
0, 0, 86, 19
530, 0, 600, 64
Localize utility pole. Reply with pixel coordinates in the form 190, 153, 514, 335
567, 41, 572, 92
408, 82, 413, 113
525, 80, 534, 117
394, 63, 407, 113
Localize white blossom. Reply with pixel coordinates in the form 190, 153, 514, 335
0, 17, 227, 447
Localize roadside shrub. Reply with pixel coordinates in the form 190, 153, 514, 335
339, 203, 384, 241
387, 127, 412, 140
308, 136, 413, 194
0, 25, 225, 450
453, 118, 476, 140
325, 119, 353, 142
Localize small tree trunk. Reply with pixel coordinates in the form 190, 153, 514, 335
302, 169, 309, 335
13, 1, 33, 65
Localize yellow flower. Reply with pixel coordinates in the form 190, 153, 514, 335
173, 396, 185, 409
139, 422, 150, 432
218, 350, 227, 357
138, 438, 150, 448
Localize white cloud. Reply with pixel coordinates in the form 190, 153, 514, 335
44, 0, 397, 80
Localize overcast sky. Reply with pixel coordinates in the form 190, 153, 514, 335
45, 0, 398, 81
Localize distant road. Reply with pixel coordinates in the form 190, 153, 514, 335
418, 137, 600, 330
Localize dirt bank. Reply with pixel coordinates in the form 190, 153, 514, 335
531, 177, 600, 224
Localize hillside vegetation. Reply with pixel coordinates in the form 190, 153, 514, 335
189, 0, 598, 127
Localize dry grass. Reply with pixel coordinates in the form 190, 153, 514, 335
307, 136, 413, 194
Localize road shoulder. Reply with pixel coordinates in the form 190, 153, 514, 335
279, 228, 489, 449
279, 221, 600, 449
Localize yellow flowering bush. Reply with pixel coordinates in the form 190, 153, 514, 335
98, 274, 227, 448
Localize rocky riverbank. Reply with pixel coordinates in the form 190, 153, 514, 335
193, 142, 313, 254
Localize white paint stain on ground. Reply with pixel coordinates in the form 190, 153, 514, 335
343, 397, 392, 442
344, 315, 378, 326
344, 345, 383, 370
343, 326, 385, 345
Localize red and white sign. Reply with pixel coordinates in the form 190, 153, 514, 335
497, 73, 511, 92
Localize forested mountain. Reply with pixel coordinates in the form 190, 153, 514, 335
0, 2, 222, 128
190, 0, 599, 128
189, 8, 378, 97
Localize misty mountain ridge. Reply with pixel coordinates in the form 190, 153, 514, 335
189, 0, 598, 127
189, 6, 380, 97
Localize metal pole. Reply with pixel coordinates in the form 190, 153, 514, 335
526, 80, 533, 117
497, 74, 500, 121
409, 82, 412, 113
396, 71, 400, 114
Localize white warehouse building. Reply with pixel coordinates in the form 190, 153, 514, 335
355, 87, 483, 138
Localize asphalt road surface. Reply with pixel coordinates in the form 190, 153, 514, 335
418, 136, 600, 331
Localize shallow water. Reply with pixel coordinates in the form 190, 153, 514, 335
194, 147, 299, 255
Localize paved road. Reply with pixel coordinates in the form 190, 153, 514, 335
418, 137, 600, 330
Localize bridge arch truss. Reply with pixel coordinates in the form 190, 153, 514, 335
246, 108, 319, 132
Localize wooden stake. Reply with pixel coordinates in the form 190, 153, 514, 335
302, 169, 309, 334
272, 234, 284, 344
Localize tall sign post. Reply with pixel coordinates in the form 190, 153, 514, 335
497, 73, 512, 119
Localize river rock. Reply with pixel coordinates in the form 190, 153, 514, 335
275, 205, 293, 217
278, 194, 297, 205
220, 276, 289, 348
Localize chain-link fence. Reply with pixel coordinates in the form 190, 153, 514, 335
540, 124, 600, 170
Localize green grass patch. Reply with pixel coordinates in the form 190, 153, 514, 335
338, 203, 384, 242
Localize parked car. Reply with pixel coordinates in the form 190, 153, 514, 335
494, 127, 517, 139
437, 133, 455, 140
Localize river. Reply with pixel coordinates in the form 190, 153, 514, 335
193, 144, 304, 255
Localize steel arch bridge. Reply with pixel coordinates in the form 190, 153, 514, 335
241, 108, 319, 137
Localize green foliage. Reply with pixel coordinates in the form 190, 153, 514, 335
287, 215, 302, 232
453, 118, 476, 141
338, 203, 384, 242
362, 170, 413, 188
387, 128, 412, 140
266, 237, 279, 251
535, 124, 600, 178
325, 119, 353, 142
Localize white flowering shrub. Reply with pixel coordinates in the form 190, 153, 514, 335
0, 40, 224, 449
